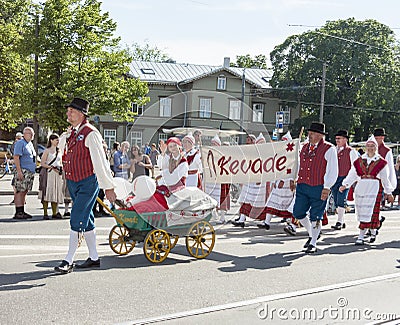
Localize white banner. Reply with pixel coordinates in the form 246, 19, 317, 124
201, 140, 299, 184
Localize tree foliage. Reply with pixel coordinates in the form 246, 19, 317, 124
270, 18, 400, 141
1, 0, 149, 133
127, 42, 171, 63
231, 54, 269, 69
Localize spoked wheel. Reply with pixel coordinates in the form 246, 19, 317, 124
143, 229, 171, 263
169, 235, 179, 250
185, 220, 215, 259
108, 225, 135, 255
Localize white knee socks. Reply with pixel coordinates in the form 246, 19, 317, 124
358, 228, 368, 240
264, 213, 273, 225
300, 217, 312, 236
84, 230, 99, 261
65, 230, 79, 264
337, 207, 345, 224
310, 221, 321, 246
238, 214, 246, 222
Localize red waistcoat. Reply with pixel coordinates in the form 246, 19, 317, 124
63, 123, 95, 182
298, 140, 333, 186
337, 146, 352, 177
378, 143, 390, 159
354, 156, 387, 179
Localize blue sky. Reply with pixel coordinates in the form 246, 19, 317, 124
101, 0, 400, 66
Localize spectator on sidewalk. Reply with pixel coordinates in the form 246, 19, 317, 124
113, 141, 130, 180
12, 127, 37, 219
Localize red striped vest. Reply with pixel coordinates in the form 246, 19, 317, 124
63, 123, 95, 182
337, 146, 352, 177
298, 140, 333, 186
354, 156, 387, 179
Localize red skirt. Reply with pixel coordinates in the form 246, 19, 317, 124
220, 184, 230, 211
264, 207, 293, 219
240, 203, 266, 220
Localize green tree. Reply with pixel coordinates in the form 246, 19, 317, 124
24, 0, 149, 132
231, 54, 269, 69
127, 42, 171, 62
0, 0, 32, 132
270, 18, 400, 141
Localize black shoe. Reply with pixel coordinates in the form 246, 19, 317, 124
377, 216, 385, 230
63, 212, 71, 217
284, 225, 296, 236
75, 258, 100, 269
52, 212, 63, 219
54, 260, 74, 274
23, 212, 32, 219
369, 235, 376, 243
303, 237, 312, 249
13, 212, 28, 220
231, 220, 245, 228
257, 223, 270, 230
231, 217, 240, 223
305, 244, 317, 254
331, 222, 345, 230
355, 239, 365, 246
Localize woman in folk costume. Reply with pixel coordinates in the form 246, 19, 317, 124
339, 135, 394, 245
182, 132, 202, 189
257, 132, 296, 230
155, 137, 189, 209
232, 133, 271, 228
204, 135, 231, 224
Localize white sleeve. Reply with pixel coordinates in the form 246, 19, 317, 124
385, 150, 396, 188
378, 163, 395, 194
158, 154, 170, 170
323, 146, 338, 189
86, 131, 115, 190
160, 162, 189, 186
350, 149, 359, 164
341, 164, 359, 188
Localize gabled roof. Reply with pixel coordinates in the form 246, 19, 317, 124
130, 60, 272, 89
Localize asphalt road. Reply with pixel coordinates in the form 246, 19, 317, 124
1, 174, 400, 325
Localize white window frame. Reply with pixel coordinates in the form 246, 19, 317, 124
159, 133, 168, 143
229, 99, 241, 120
280, 105, 291, 124
252, 103, 264, 122
217, 75, 226, 90
199, 97, 212, 118
103, 129, 116, 149
159, 97, 172, 117
131, 102, 144, 116
130, 131, 142, 147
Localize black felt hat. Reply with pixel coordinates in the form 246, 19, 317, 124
308, 122, 327, 135
334, 129, 350, 139
373, 127, 386, 137
65, 97, 90, 116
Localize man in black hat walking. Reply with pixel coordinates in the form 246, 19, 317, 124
330, 130, 359, 230
54, 97, 116, 274
374, 128, 396, 191
292, 122, 338, 253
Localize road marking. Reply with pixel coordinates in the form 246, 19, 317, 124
120, 272, 400, 325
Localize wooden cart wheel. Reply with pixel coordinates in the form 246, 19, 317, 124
169, 235, 179, 250
185, 220, 215, 259
143, 229, 171, 263
108, 225, 135, 255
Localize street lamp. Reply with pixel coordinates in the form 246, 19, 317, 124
319, 62, 327, 123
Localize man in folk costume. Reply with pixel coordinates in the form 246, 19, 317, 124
339, 135, 394, 245
182, 133, 202, 189
232, 133, 271, 227
293, 122, 338, 254
204, 135, 231, 224
330, 130, 359, 230
374, 128, 396, 216
257, 131, 296, 230
55, 98, 116, 274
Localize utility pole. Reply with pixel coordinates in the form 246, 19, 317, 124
240, 68, 245, 143
319, 62, 327, 123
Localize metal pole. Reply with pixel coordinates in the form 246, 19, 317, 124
240, 68, 245, 143
319, 62, 326, 123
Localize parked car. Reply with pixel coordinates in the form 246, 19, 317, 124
37, 144, 46, 158
0, 140, 13, 165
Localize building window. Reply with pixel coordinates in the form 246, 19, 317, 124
159, 132, 168, 144
280, 105, 291, 124
252, 103, 264, 122
229, 99, 241, 120
130, 131, 142, 147
103, 129, 116, 149
199, 97, 212, 118
140, 68, 155, 75
160, 97, 171, 117
217, 75, 226, 90
131, 102, 144, 116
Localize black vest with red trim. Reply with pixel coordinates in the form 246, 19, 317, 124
337, 146, 352, 177
298, 139, 333, 186
63, 122, 95, 182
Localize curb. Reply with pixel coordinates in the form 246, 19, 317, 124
0, 191, 38, 196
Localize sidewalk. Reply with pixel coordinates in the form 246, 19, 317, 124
0, 174, 39, 195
